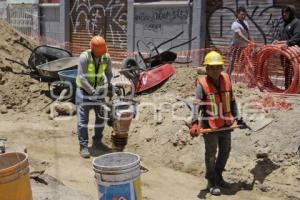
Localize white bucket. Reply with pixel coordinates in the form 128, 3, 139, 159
92, 152, 142, 200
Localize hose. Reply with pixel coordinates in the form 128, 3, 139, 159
241, 43, 300, 94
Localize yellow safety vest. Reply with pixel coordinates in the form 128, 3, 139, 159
76, 50, 110, 89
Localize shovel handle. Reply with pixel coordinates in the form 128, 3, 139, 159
198, 123, 240, 135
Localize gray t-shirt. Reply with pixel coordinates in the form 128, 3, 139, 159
231, 19, 250, 47
77, 52, 113, 94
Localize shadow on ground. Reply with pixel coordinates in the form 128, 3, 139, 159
89, 143, 112, 157
197, 158, 280, 199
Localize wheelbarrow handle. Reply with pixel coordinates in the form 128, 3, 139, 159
173, 60, 193, 64
5, 58, 30, 68
156, 31, 184, 49
167, 36, 197, 51
119, 67, 145, 73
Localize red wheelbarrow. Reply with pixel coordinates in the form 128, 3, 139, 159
120, 31, 196, 94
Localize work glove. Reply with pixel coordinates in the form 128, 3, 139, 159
189, 122, 200, 137
88, 91, 99, 101
96, 86, 107, 97
236, 118, 248, 129
89, 88, 105, 101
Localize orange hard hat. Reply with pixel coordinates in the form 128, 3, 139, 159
90, 36, 107, 57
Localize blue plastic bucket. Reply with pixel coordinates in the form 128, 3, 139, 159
57, 69, 77, 86
92, 152, 142, 200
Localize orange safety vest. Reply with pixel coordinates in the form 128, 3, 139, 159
197, 72, 234, 129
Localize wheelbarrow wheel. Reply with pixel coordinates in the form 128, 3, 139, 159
121, 58, 140, 80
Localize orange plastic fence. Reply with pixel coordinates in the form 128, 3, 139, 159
38, 37, 300, 94
234, 43, 300, 94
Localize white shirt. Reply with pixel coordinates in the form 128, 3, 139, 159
231, 19, 250, 47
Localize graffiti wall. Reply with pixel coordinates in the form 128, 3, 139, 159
128, 1, 194, 66
134, 7, 190, 25
207, 0, 286, 49
69, 0, 127, 57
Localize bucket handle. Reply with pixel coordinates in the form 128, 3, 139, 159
140, 165, 149, 173
94, 174, 99, 185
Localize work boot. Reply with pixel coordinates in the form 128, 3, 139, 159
80, 147, 90, 159
92, 136, 103, 149
92, 139, 103, 149
92, 140, 111, 152
216, 172, 230, 188
207, 179, 221, 196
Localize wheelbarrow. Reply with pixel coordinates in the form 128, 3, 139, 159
35, 57, 78, 80
120, 31, 196, 94
5, 44, 73, 81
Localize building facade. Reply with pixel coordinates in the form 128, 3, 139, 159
1, 0, 300, 64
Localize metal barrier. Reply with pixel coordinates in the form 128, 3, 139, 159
7, 4, 35, 37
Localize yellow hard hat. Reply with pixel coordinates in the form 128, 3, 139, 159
204, 51, 224, 66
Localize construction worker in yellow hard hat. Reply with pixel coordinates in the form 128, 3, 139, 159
190, 51, 245, 195
76, 35, 113, 158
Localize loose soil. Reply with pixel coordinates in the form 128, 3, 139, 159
0, 20, 299, 200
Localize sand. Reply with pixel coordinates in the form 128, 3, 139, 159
0, 19, 299, 200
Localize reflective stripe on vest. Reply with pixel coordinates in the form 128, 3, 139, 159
76, 50, 109, 89
224, 92, 231, 112
197, 72, 234, 129
209, 94, 218, 116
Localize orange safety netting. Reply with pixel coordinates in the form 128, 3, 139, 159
231, 42, 300, 94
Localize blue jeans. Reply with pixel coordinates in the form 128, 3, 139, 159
76, 88, 106, 149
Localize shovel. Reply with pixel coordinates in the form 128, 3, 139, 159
197, 118, 273, 135
175, 97, 273, 135
243, 118, 273, 136
197, 123, 241, 135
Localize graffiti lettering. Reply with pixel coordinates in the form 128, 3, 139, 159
134, 13, 152, 22
70, 0, 127, 49
266, 15, 282, 40
143, 24, 162, 32
135, 7, 189, 24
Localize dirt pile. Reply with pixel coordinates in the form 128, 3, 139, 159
0, 20, 299, 199
0, 64, 299, 199
0, 20, 50, 113
153, 65, 198, 97
124, 68, 300, 200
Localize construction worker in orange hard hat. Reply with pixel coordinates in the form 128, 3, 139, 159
90, 35, 107, 57
190, 51, 245, 195
75, 35, 113, 158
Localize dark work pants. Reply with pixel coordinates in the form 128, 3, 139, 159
203, 131, 231, 182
